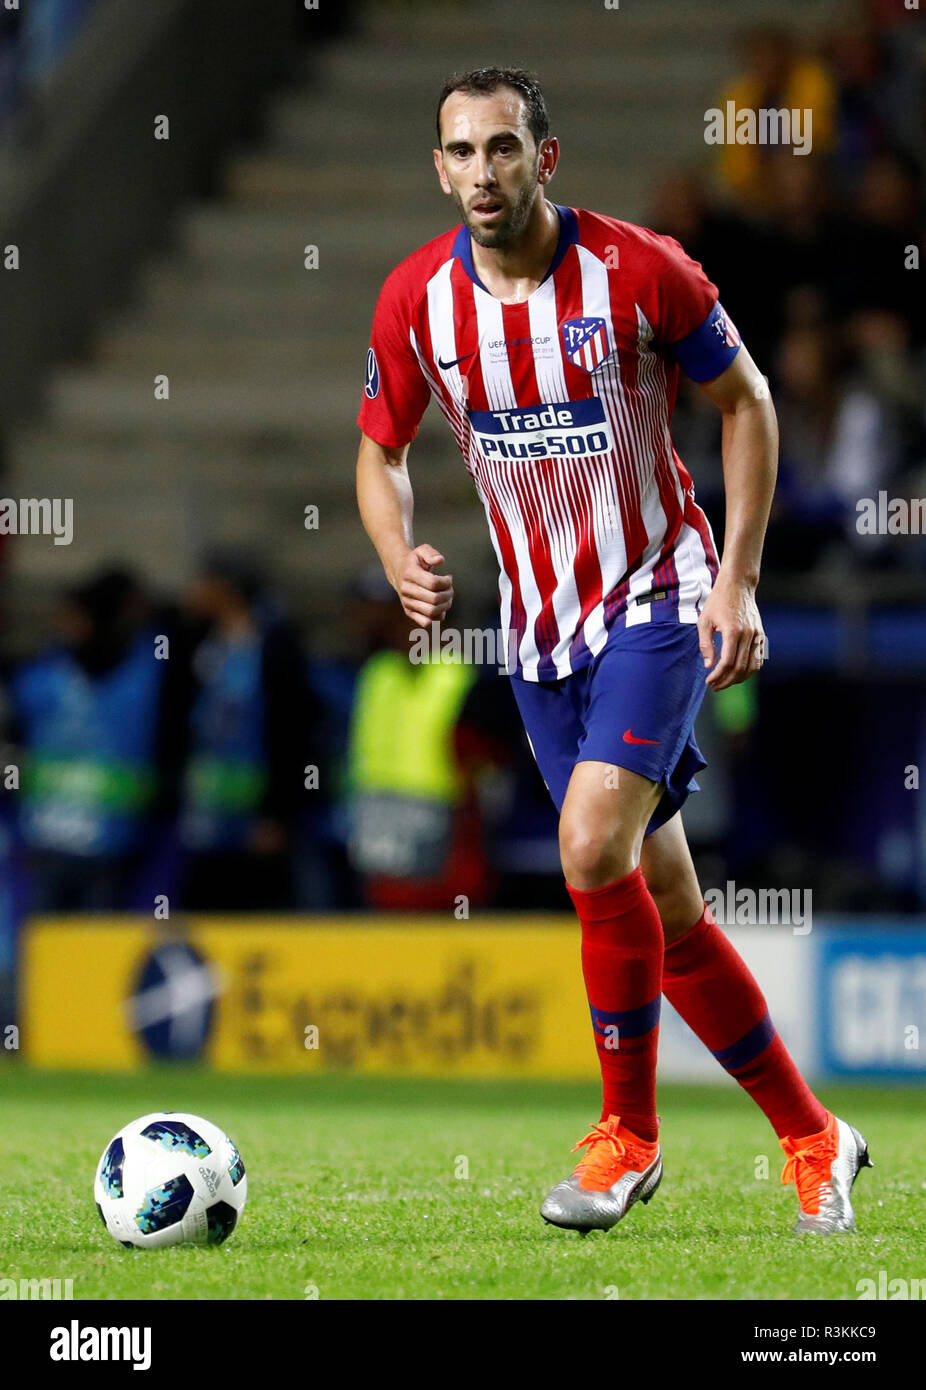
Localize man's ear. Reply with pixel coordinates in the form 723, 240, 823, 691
433, 147, 451, 195
537, 136, 560, 187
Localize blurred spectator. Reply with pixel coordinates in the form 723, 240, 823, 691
829, 153, 925, 345
344, 570, 497, 912
7, 568, 182, 911
647, 167, 777, 367
19, 0, 100, 91
845, 3, 926, 179
715, 24, 836, 214
293, 571, 388, 910
0, 0, 101, 137
828, 21, 896, 188
759, 152, 841, 336
0, 6, 23, 131
828, 310, 926, 568
178, 552, 314, 912
763, 311, 923, 574
764, 323, 850, 572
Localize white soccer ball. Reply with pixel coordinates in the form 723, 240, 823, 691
93, 1112, 247, 1249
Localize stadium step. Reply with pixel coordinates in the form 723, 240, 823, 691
13, 425, 468, 506
135, 255, 389, 314
276, 53, 729, 114
41, 366, 362, 438
174, 205, 449, 270
93, 326, 368, 378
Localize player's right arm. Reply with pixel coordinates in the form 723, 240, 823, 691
357, 260, 453, 624
356, 431, 454, 627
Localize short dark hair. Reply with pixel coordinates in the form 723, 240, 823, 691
436, 67, 549, 149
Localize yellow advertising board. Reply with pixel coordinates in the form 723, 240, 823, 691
20, 917, 595, 1078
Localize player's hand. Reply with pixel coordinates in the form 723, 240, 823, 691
698, 576, 766, 690
391, 544, 454, 627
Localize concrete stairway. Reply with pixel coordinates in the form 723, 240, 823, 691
3, 0, 838, 653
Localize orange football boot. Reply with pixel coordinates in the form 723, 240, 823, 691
780, 1111, 873, 1235
541, 1114, 662, 1233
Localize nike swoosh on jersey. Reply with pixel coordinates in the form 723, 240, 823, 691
623, 729, 661, 745
436, 352, 475, 370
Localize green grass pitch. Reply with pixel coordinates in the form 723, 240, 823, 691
0, 1066, 920, 1301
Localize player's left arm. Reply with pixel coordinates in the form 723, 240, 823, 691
696, 345, 778, 691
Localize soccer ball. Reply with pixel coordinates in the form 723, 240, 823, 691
94, 1112, 247, 1249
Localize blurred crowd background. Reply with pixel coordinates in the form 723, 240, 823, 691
0, 0, 923, 960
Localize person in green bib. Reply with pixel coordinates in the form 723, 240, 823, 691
346, 573, 497, 911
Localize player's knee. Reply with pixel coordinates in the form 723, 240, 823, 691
559, 819, 634, 889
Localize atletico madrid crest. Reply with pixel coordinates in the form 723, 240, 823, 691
713, 307, 742, 348
562, 317, 611, 372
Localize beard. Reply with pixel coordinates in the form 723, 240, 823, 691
451, 173, 539, 249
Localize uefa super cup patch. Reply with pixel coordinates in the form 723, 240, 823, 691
561, 317, 611, 372
364, 347, 380, 399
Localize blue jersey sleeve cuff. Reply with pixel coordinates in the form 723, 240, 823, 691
667, 302, 742, 382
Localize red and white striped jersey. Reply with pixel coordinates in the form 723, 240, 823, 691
358, 204, 741, 681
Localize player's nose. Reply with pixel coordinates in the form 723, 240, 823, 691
473, 154, 497, 186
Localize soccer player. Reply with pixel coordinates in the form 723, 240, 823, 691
356, 68, 871, 1236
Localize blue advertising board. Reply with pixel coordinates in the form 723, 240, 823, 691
818, 926, 926, 1079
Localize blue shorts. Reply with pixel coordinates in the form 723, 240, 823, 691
509, 620, 708, 835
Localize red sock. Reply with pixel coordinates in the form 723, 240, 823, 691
567, 866, 663, 1144
662, 904, 827, 1140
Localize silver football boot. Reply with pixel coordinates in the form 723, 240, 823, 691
780, 1113, 873, 1235
540, 1115, 663, 1234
